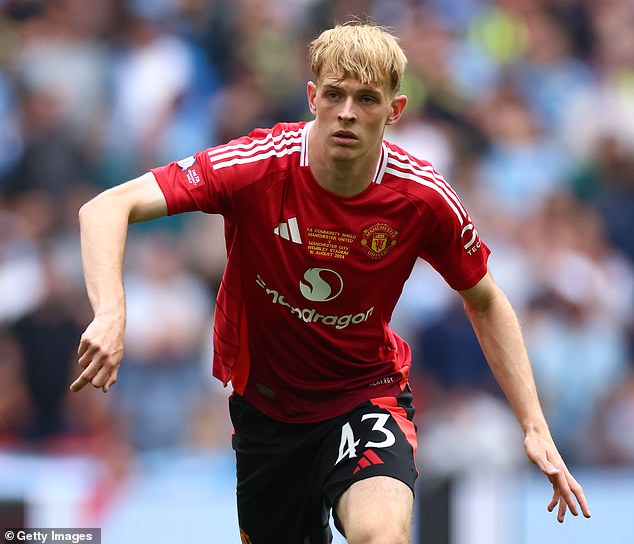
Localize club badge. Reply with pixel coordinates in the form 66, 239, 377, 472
360, 222, 398, 260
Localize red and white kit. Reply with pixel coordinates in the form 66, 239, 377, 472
152, 121, 490, 423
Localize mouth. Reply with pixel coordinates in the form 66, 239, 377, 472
332, 130, 359, 145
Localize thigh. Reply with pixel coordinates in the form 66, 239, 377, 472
230, 394, 332, 544
336, 476, 413, 543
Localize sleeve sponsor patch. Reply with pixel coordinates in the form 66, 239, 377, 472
177, 155, 196, 170
177, 155, 202, 186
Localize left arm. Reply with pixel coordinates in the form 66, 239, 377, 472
460, 270, 591, 522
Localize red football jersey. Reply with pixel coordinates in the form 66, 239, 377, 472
151, 121, 490, 422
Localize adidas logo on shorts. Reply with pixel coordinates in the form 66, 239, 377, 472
353, 449, 384, 474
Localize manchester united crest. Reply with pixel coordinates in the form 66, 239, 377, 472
360, 222, 398, 260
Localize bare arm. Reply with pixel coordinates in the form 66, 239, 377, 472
460, 270, 591, 522
70, 172, 168, 393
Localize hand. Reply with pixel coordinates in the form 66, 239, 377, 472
524, 430, 591, 523
70, 314, 125, 393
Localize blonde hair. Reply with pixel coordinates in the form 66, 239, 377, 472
309, 23, 407, 95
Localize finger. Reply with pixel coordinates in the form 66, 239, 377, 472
78, 345, 100, 369
91, 365, 112, 389
547, 490, 558, 512
94, 361, 120, 391
546, 464, 581, 519
568, 475, 591, 518
554, 468, 579, 517
103, 368, 119, 393
77, 336, 91, 357
562, 487, 578, 517
103, 380, 115, 393
73, 353, 108, 392
78, 353, 92, 369
540, 462, 572, 518
557, 496, 567, 523
70, 375, 90, 392
70, 360, 106, 392
70, 360, 101, 389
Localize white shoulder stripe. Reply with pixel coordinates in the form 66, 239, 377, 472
387, 154, 467, 218
373, 143, 389, 184
388, 151, 464, 204
385, 167, 465, 225
301, 122, 313, 167
388, 150, 463, 203
208, 128, 303, 158
213, 145, 302, 170
209, 135, 302, 164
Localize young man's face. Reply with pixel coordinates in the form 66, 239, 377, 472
307, 75, 406, 163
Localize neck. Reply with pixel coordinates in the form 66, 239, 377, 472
310, 158, 378, 197
308, 131, 382, 197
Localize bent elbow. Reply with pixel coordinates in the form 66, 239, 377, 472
78, 196, 97, 225
78, 189, 130, 226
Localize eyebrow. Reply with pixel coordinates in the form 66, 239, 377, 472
321, 83, 383, 96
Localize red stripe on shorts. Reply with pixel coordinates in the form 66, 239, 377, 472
370, 397, 418, 455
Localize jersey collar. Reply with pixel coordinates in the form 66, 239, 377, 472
301, 121, 389, 184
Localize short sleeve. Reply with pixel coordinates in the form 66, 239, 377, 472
151, 149, 230, 216
418, 194, 490, 292
150, 123, 303, 217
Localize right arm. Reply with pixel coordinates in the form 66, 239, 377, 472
70, 172, 168, 393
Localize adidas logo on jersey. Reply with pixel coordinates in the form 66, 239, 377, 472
273, 217, 302, 244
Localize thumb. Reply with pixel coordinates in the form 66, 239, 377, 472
527, 446, 561, 480
540, 459, 559, 476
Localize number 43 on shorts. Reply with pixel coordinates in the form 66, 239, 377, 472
335, 413, 396, 466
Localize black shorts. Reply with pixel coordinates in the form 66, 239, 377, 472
229, 389, 418, 544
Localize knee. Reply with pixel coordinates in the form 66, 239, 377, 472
344, 521, 411, 544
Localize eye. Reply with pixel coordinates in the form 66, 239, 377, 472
359, 95, 379, 104
325, 90, 340, 101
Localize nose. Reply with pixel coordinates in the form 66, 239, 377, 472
337, 96, 357, 122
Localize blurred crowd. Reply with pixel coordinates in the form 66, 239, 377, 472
0, 0, 632, 488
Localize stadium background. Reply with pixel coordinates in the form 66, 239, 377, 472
0, 0, 632, 542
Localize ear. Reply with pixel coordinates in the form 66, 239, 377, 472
386, 94, 407, 126
307, 81, 318, 116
